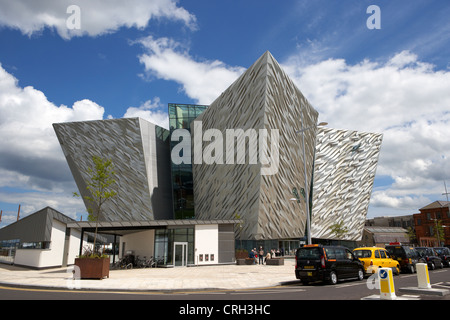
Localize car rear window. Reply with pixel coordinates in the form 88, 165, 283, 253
435, 247, 450, 255
416, 248, 426, 255
353, 250, 372, 258
386, 246, 405, 256
296, 247, 321, 260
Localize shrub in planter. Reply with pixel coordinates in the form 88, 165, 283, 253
75, 249, 110, 279
75, 255, 110, 280
235, 249, 249, 265
74, 246, 110, 280
235, 249, 248, 259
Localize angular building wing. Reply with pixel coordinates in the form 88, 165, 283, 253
51, 51, 383, 247
53, 118, 173, 221
311, 127, 383, 241
193, 51, 319, 240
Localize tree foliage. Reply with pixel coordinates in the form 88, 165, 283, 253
329, 220, 349, 239
74, 155, 117, 255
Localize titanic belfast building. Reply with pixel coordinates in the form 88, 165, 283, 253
54, 51, 382, 260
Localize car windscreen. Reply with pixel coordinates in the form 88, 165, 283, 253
296, 247, 321, 260
353, 250, 372, 258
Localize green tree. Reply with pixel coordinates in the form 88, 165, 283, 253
406, 226, 417, 244
329, 220, 349, 239
74, 156, 117, 255
433, 220, 445, 246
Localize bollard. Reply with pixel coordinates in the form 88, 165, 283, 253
378, 268, 396, 300
416, 263, 431, 289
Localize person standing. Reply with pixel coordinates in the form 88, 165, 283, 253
259, 246, 264, 265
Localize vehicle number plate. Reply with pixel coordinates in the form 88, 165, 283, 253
304, 266, 314, 269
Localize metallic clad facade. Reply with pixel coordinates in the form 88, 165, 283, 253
51, 51, 383, 243
311, 127, 383, 241
193, 51, 319, 240
53, 118, 173, 221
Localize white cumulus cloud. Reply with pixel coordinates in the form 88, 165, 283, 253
0, 63, 104, 215
135, 43, 450, 214
123, 97, 169, 129
0, 0, 196, 39
283, 50, 450, 214
137, 36, 245, 105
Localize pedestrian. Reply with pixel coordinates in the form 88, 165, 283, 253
264, 251, 271, 264
259, 246, 264, 264
249, 248, 255, 260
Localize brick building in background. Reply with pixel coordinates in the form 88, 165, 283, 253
414, 201, 450, 247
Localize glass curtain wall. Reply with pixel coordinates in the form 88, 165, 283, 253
168, 104, 208, 219
154, 227, 195, 266
0, 239, 19, 264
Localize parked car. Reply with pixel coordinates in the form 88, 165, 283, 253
295, 244, 364, 285
416, 247, 443, 270
433, 247, 450, 267
353, 247, 400, 275
385, 244, 423, 273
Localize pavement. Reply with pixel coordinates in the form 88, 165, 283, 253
0, 259, 297, 292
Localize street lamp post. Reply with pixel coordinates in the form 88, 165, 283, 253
294, 121, 328, 245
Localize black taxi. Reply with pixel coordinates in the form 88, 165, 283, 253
295, 244, 365, 285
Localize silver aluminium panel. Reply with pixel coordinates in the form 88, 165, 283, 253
311, 127, 383, 241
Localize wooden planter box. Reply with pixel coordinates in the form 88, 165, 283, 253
266, 258, 284, 265
75, 257, 110, 280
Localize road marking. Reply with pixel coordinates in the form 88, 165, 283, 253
0, 284, 302, 296
335, 282, 367, 288
431, 270, 447, 274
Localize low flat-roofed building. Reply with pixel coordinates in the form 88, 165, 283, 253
357, 226, 410, 248
0, 207, 81, 269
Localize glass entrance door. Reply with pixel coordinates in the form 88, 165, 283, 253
174, 242, 188, 267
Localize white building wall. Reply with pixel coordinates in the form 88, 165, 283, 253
14, 219, 67, 268
119, 230, 154, 258
195, 224, 218, 265
67, 228, 82, 265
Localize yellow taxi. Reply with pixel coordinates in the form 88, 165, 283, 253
353, 247, 400, 275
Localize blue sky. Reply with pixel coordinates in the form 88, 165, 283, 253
0, 0, 449, 226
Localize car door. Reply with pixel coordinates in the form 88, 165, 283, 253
379, 249, 387, 268
380, 249, 396, 270
334, 248, 348, 278
431, 248, 442, 267
345, 248, 359, 278
373, 249, 381, 271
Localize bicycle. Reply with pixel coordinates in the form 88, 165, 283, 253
111, 255, 134, 269
135, 256, 156, 268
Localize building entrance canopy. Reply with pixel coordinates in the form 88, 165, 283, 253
68, 219, 241, 266
67, 219, 241, 236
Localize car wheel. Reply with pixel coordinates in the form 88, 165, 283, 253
357, 268, 364, 281
430, 262, 435, 270
439, 261, 444, 269
329, 271, 338, 285
410, 265, 415, 274
395, 265, 400, 275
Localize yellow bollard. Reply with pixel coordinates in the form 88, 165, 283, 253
416, 263, 431, 289
378, 268, 396, 300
